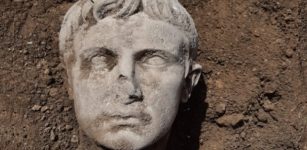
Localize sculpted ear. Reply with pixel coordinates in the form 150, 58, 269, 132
182, 63, 202, 103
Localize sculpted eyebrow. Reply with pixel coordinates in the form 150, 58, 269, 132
80, 47, 117, 59
134, 49, 180, 62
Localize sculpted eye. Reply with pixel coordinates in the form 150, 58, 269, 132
91, 55, 108, 71
143, 55, 167, 66
80, 48, 117, 78
135, 49, 179, 68
90, 52, 117, 72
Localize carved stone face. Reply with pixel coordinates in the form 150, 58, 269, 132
67, 13, 200, 150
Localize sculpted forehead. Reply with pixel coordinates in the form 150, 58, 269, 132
74, 13, 187, 55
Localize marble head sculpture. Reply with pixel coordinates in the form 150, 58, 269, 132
59, 0, 201, 149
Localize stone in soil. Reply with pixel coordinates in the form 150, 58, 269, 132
31, 104, 42, 111
256, 109, 269, 123
41, 106, 49, 113
216, 113, 245, 127
215, 103, 226, 114
262, 100, 275, 112
71, 135, 78, 143
50, 130, 58, 141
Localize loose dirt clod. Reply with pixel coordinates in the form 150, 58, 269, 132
216, 114, 245, 127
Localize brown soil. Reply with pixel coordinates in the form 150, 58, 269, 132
0, 0, 306, 149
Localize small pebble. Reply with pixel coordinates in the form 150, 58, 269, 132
263, 100, 275, 111
31, 105, 42, 111
285, 49, 294, 58
44, 127, 51, 133
40, 115, 46, 121
50, 130, 58, 141
215, 103, 226, 114
64, 106, 72, 112
49, 88, 58, 97
240, 132, 246, 138
256, 109, 269, 123
44, 68, 50, 75
41, 106, 49, 113
71, 135, 78, 143
65, 125, 73, 131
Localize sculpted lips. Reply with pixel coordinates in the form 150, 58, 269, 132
93, 111, 152, 130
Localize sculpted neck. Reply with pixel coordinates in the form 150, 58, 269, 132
77, 130, 169, 150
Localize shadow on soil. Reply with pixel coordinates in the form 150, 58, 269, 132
168, 76, 208, 150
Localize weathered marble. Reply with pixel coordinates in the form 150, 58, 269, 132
59, 0, 201, 149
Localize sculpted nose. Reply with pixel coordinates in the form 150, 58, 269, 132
127, 88, 143, 104
118, 74, 143, 105
117, 57, 143, 104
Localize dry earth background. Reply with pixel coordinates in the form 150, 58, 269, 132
0, 0, 307, 149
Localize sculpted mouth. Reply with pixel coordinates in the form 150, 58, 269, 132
94, 112, 152, 128
110, 113, 151, 124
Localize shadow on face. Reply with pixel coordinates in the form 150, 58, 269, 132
167, 75, 208, 150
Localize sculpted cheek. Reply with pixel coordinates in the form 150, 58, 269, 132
137, 65, 184, 87
138, 71, 160, 88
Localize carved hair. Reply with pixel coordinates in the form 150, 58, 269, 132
59, 0, 198, 63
